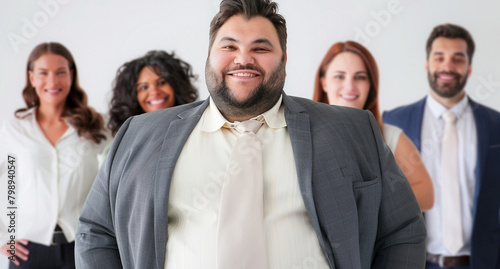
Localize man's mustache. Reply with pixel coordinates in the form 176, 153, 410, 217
224, 64, 265, 75
434, 71, 461, 81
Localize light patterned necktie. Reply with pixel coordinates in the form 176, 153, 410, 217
216, 119, 268, 269
441, 111, 464, 255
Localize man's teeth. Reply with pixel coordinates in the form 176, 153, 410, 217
233, 73, 256, 77
150, 99, 165, 105
439, 75, 454, 80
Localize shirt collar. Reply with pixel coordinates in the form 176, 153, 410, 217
24, 106, 76, 138
259, 94, 287, 129
200, 98, 228, 133
426, 94, 469, 120
15, 107, 36, 118
201, 94, 286, 133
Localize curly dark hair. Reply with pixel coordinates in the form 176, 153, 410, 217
107, 50, 199, 136
16, 42, 106, 144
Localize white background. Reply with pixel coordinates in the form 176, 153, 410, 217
1, 0, 500, 267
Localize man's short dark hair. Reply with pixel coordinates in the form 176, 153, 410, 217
209, 0, 287, 58
426, 23, 475, 64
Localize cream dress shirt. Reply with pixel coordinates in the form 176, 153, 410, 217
0, 108, 108, 246
165, 96, 329, 268
422, 95, 476, 256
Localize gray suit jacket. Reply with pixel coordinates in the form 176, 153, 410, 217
75, 94, 426, 269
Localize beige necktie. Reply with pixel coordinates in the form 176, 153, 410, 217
441, 111, 464, 255
216, 119, 267, 269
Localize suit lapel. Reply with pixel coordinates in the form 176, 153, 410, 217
153, 99, 209, 269
470, 99, 487, 217
409, 97, 427, 151
283, 95, 335, 268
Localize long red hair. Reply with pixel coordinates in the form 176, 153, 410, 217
313, 41, 383, 132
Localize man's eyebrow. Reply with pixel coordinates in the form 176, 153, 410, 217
432, 51, 466, 57
218, 37, 237, 44
217, 37, 274, 48
254, 38, 273, 48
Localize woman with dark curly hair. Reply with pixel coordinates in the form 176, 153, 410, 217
108, 50, 199, 136
0, 42, 108, 268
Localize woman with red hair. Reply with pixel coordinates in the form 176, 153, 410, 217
313, 41, 434, 211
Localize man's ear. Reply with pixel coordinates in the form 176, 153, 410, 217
467, 64, 472, 78
283, 53, 287, 76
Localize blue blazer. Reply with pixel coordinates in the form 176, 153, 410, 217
383, 96, 500, 269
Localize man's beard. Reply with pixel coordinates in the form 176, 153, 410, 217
205, 60, 286, 120
428, 71, 467, 98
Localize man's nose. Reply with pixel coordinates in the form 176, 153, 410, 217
234, 51, 255, 66
441, 58, 456, 72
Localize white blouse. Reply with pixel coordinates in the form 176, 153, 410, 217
0, 108, 109, 246
382, 123, 403, 153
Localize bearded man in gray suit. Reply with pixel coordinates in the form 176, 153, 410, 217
75, 0, 426, 268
